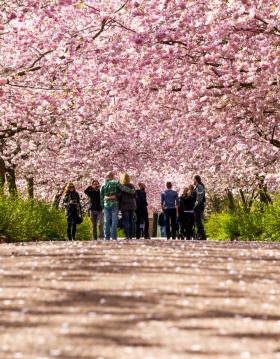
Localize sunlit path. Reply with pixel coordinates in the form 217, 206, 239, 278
0, 240, 280, 359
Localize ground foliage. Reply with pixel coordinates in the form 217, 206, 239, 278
0, 195, 92, 241
206, 197, 280, 241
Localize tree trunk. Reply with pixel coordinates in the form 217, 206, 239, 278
26, 177, 34, 199
6, 167, 17, 196
258, 176, 272, 206
226, 189, 235, 211
0, 157, 5, 196
239, 189, 248, 212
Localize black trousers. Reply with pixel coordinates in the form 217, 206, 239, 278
181, 212, 195, 239
67, 214, 77, 240
136, 209, 149, 239
194, 205, 206, 239
164, 208, 177, 239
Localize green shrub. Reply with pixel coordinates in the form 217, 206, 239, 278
0, 196, 91, 242
206, 199, 280, 241
262, 199, 280, 241
205, 211, 240, 240
0, 195, 127, 242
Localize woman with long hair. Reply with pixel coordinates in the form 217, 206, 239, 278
63, 182, 81, 241
119, 173, 136, 240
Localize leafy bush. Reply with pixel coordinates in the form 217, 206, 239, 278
205, 211, 240, 240
0, 196, 91, 242
206, 199, 280, 241
262, 199, 280, 240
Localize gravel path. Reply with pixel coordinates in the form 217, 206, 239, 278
0, 240, 280, 359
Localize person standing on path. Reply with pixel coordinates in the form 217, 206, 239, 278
193, 175, 207, 240
161, 182, 179, 240
178, 185, 196, 240
63, 183, 81, 241
135, 182, 150, 239
101, 172, 135, 240
119, 173, 136, 240
84, 180, 104, 240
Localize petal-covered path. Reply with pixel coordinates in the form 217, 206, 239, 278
0, 240, 280, 359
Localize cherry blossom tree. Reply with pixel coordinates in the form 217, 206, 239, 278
0, 0, 279, 208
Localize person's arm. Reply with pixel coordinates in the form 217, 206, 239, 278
100, 186, 105, 208
62, 194, 69, 209
76, 192, 82, 212
175, 192, 179, 217
194, 185, 205, 208
144, 192, 148, 207
161, 192, 165, 211
84, 186, 93, 197
117, 182, 135, 194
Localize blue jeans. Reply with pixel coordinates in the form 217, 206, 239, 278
104, 204, 119, 240
122, 210, 134, 239
160, 226, 166, 237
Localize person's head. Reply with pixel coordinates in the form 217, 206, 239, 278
106, 172, 114, 181
188, 184, 194, 193
194, 175, 202, 186
138, 182, 146, 190
91, 179, 100, 190
120, 173, 130, 185
182, 187, 189, 197
166, 181, 172, 189
65, 182, 75, 193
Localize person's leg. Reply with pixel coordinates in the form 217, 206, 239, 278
164, 209, 171, 239
190, 213, 195, 239
135, 211, 141, 239
185, 213, 192, 239
194, 206, 206, 239
128, 210, 134, 239
144, 210, 150, 239
111, 204, 119, 240
104, 207, 111, 240
67, 218, 72, 240
122, 211, 130, 239
72, 221, 77, 240
97, 211, 104, 239
90, 211, 98, 240
170, 208, 177, 239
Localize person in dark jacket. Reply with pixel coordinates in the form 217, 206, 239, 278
119, 173, 136, 240
161, 182, 179, 239
84, 179, 104, 240
63, 182, 81, 241
178, 185, 196, 240
135, 182, 150, 239
193, 175, 206, 240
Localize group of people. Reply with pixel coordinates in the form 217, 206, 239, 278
159, 175, 206, 240
63, 172, 149, 241
62, 172, 206, 241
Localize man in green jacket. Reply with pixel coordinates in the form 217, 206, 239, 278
101, 172, 135, 240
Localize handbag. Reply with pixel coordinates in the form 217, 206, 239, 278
76, 213, 83, 224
